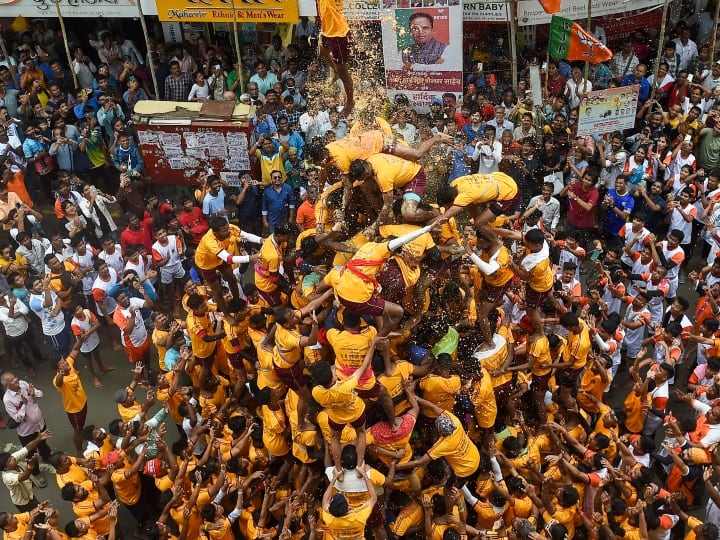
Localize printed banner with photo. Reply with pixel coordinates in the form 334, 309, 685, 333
381, 5, 463, 107
576, 85, 639, 137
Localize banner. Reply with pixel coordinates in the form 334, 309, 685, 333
517, 0, 664, 25
299, 0, 508, 22
461, 0, 508, 22
576, 85, 639, 137
156, 0, 299, 23
0, 0, 157, 17
548, 15, 612, 63
381, 6, 463, 107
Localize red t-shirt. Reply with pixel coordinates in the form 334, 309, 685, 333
178, 207, 209, 245
567, 183, 599, 229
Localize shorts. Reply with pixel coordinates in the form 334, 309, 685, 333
482, 280, 512, 305
258, 287, 283, 308
328, 411, 366, 432
198, 262, 230, 284
125, 337, 150, 363
160, 262, 185, 284
273, 361, 307, 391
227, 351, 244, 370
493, 380, 514, 401
376, 260, 407, 304
524, 286, 551, 310
321, 34, 350, 64
368, 501, 385, 529
46, 328, 71, 359
402, 168, 427, 203
558, 367, 582, 385
531, 372, 552, 393
195, 351, 216, 370
490, 189, 522, 216
356, 380, 383, 400
339, 294, 386, 317
67, 402, 88, 431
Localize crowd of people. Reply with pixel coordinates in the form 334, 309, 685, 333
2, 2, 720, 540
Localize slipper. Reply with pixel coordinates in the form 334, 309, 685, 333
31, 475, 47, 488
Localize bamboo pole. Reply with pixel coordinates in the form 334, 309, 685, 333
232, 0, 245, 95
710, 0, 720, 67
650, 0, 671, 101
55, 1, 79, 88
583, 0, 591, 93
136, 0, 160, 99
544, 50, 550, 97
508, 0, 518, 91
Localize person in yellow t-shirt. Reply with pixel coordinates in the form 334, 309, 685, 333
221, 296, 252, 398
193, 217, 261, 312
398, 402, 480, 482
557, 312, 592, 401
254, 223, 292, 307
316, 0, 354, 113
470, 367, 498, 450
508, 229, 559, 335
465, 225, 515, 349
334, 221, 438, 337
437, 171, 519, 226
53, 341, 88, 454
348, 154, 438, 224
321, 466, 377, 539
418, 353, 461, 418
311, 335, 381, 476
255, 387, 290, 457
186, 293, 224, 373
104, 448, 148, 525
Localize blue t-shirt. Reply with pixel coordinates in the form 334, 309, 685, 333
605, 189, 635, 236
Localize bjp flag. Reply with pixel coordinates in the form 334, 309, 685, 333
548, 15, 613, 63
538, 0, 561, 13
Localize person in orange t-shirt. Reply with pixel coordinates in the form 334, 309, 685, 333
296, 185, 318, 231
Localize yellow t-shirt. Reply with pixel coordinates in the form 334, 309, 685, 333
273, 321, 302, 369
152, 328, 170, 372
332, 232, 369, 268
418, 374, 461, 417
542, 505, 577, 538
222, 315, 250, 354
378, 360, 414, 415
315, 182, 343, 233
186, 311, 216, 359
379, 224, 435, 259
312, 377, 365, 425
317, 410, 357, 446
326, 130, 385, 174
475, 327, 513, 387
256, 344, 285, 392
526, 253, 554, 293
260, 405, 290, 456
111, 462, 142, 505
389, 500, 423, 537
322, 503, 372, 539
471, 368, 498, 429
426, 412, 480, 478
366, 153, 421, 193
567, 320, 591, 370
481, 245, 515, 287
335, 242, 391, 303
53, 356, 87, 413
194, 225, 242, 270
327, 326, 377, 391
317, 0, 349, 37
255, 235, 285, 294
529, 335, 552, 377
449, 172, 518, 207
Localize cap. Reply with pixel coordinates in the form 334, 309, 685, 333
430, 97, 442, 106
102, 451, 121, 466
287, 147, 298, 156
239, 93, 251, 102
113, 388, 129, 403
127, 75, 137, 84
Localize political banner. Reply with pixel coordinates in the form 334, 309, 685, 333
516, 0, 664, 26
381, 5, 463, 107
298, 0, 505, 23
576, 85, 639, 137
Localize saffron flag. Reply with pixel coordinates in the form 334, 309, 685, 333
548, 16, 613, 63
538, 0, 561, 13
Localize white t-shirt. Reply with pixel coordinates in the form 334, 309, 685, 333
0, 302, 29, 337
71, 310, 100, 353
29, 291, 65, 336
115, 297, 148, 347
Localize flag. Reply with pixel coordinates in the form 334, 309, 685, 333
538, 0, 561, 13
548, 15, 613, 63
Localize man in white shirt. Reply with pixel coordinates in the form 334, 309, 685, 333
524, 183, 561, 233
472, 125, 503, 174
299, 104, 330, 142
0, 292, 45, 378
673, 26, 699, 71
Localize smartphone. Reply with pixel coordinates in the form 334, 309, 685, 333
702, 113, 709, 123
685, 134, 692, 142
590, 249, 603, 261
688, 74, 694, 82
477, 62, 483, 71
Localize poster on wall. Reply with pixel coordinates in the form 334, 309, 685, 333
381, 5, 463, 107
576, 85, 639, 137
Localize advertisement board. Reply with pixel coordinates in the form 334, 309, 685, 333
0, 0, 157, 17
381, 5, 463, 106
516, 0, 664, 25
576, 85, 639, 137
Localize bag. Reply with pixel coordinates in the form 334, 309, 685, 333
33, 154, 56, 176
544, 171, 564, 195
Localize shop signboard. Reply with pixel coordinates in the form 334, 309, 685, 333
155, 0, 299, 23
516, 0, 664, 25
0, 0, 158, 17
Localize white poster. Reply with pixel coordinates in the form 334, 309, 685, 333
516, 0, 664, 25
576, 85, 639, 137
462, 0, 509, 22
0, 0, 158, 17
